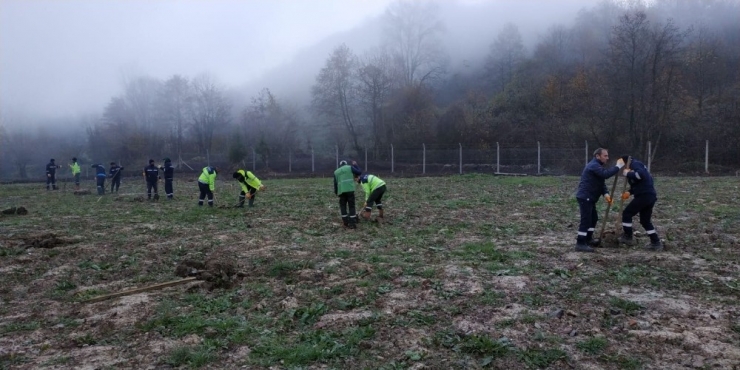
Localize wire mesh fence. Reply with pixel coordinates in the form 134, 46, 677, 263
2, 139, 735, 183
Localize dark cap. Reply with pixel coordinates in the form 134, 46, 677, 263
149, 159, 154, 164
110, 162, 116, 165
72, 157, 77, 162
50, 158, 55, 162
163, 157, 171, 162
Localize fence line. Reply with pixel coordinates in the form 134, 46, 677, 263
1, 139, 733, 182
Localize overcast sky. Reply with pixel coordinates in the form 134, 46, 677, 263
0, 0, 400, 122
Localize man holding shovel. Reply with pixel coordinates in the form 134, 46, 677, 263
91, 163, 107, 195
574, 148, 625, 252
617, 156, 663, 251
69, 157, 81, 191
109, 162, 124, 193
232, 169, 266, 208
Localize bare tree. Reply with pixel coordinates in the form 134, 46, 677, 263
311, 44, 362, 155
189, 74, 231, 157
241, 88, 301, 165
485, 23, 526, 93
357, 49, 394, 154
159, 75, 191, 162
382, 0, 447, 88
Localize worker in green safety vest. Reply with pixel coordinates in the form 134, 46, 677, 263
333, 160, 362, 229
356, 173, 387, 222
197, 166, 218, 206
232, 169, 265, 207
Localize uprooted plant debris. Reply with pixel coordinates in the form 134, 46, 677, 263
21, 233, 77, 249
73, 190, 91, 195
2, 206, 28, 215
174, 256, 241, 289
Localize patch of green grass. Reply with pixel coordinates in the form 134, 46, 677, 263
78, 260, 113, 271
517, 347, 568, 369
600, 353, 643, 369
0, 247, 25, 257
609, 297, 643, 315
290, 302, 327, 326
55, 279, 77, 292
1, 320, 41, 334
577, 336, 608, 355
250, 326, 375, 366
166, 345, 217, 368
434, 330, 510, 359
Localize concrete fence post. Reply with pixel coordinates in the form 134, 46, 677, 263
391, 144, 394, 173
459, 143, 463, 175
422, 143, 426, 175
496, 142, 500, 174
537, 141, 541, 175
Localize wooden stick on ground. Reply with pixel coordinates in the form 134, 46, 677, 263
81, 277, 198, 303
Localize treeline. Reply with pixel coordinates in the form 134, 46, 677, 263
1, 0, 739, 179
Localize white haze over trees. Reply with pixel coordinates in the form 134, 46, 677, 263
1, 0, 739, 179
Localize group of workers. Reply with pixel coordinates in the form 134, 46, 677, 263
45, 149, 660, 249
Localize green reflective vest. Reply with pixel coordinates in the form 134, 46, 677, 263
237, 169, 262, 191
334, 165, 355, 195
361, 175, 385, 200
69, 162, 81, 175
198, 167, 217, 191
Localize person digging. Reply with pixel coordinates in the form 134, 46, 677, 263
232, 169, 265, 208
356, 173, 386, 223
617, 155, 664, 251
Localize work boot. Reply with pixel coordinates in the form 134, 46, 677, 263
575, 242, 595, 253
248, 197, 254, 207
378, 209, 384, 219
618, 234, 635, 246
645, 240, 664, 251
588, 238, 601, 247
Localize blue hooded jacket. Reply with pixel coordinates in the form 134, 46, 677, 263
576, 158, 620, 201
625, 159, 656, 197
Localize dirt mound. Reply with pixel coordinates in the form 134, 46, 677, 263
202, 257, 238, 289
73, 190, 91, 195
174, 259, 206, 277
173, 256, 238, 289
1, 206, 28, 215
21, 233, 74, 249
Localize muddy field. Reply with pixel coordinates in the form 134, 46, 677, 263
1, 175, 739, 369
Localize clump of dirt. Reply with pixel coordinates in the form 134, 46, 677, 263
601, 233, 619, 248
21, 233, 72, 249
173, 256, 239, 289
115, 196, 145, 202
174, 259, 206, 277
1, 206, 27, 215
202, 256, 238, 289
73, 190, 91, 195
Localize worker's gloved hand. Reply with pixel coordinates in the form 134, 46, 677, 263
246, 193, 252, 199
616, 158, 625, 168
621, 191, 630, 200
259, 184, 265, 191
604, 194, 613, 205
623, 169, 631, 176
47, 174, 51, 178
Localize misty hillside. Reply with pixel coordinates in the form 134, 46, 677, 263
240, 0, 589, 107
